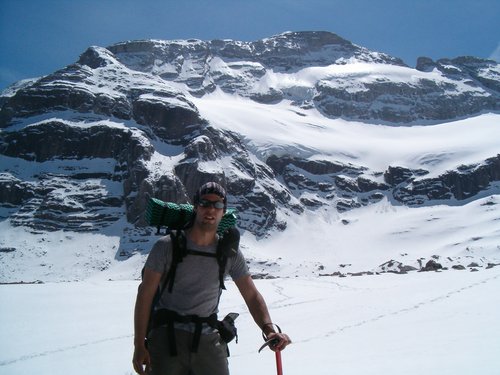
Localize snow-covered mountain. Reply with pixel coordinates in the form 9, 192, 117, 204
1, 31, 499, 283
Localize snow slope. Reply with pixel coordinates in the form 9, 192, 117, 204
191, 91, 500, 177
1, 93, 500, 282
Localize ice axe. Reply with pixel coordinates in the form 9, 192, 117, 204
258, 326, 283, 375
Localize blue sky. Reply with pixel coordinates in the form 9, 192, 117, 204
1, 0, 499, 90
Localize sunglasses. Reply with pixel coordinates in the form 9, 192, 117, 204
198, 199, 225, 209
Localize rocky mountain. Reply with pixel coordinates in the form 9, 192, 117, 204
1, 31, 499, 281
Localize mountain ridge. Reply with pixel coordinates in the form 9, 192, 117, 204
1, 31, 499, 282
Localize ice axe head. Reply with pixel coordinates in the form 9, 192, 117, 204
258, 337, 280, 353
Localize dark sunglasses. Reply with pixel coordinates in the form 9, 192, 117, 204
198, 199, 225, 209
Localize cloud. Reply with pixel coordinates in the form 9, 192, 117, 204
489, 42, 500, 62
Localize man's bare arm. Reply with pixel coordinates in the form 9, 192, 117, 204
235, 275, 291, 350
132, 268, 162, 374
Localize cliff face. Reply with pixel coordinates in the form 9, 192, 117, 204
105, 32, 499, 123
1, 31, 499, 243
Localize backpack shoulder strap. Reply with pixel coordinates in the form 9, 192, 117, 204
216, 227, 240, 290
164, 229, 187, 293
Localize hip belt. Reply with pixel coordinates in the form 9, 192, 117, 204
151, 309, 219, 356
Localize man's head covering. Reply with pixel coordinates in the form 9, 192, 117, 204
193, 182, 227, 209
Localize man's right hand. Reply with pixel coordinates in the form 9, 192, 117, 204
133, 268, 162, 374
133, 345, 151, 375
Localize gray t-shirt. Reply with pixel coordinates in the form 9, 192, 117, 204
145, 232, 249, 317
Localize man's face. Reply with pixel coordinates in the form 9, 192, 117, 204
194, 193, 225, 230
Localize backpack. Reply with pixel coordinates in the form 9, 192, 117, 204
143, 226, 240, 341
164, 227, 240, 293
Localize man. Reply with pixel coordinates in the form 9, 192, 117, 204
133, 182, 291, 375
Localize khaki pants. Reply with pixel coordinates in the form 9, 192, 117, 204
148, 326, 229, 375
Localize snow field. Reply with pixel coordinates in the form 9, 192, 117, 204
1, 269, 500, 375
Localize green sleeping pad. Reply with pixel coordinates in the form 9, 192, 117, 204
145, 198, 237, 234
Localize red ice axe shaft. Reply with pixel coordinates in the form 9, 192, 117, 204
275, 350, 283, 375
